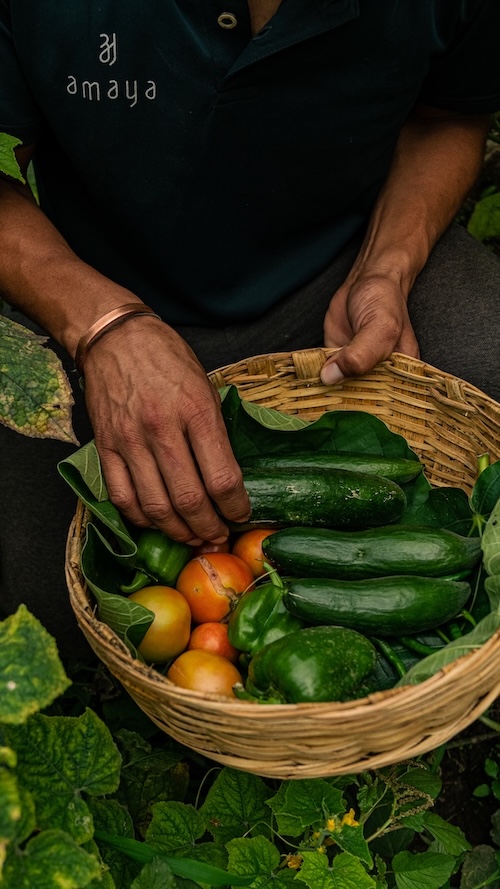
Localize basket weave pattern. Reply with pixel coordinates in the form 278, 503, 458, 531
66, 351, 500, 778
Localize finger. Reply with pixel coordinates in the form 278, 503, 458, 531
97, 446, 154, 528
188, 413, 252, 526
395, 325, 420, 359
104, 445, 206, 545
150, 423, 239, 543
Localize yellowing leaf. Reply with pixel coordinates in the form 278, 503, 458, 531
0, 316, 77, 443
0, 606, 70, 724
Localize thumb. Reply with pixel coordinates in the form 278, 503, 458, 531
321, 333, 388, 385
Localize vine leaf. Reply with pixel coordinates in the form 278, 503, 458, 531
0, 315, 77, 443
0, 133, 25, 183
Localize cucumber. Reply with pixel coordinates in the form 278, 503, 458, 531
242, 451, 423, 484
283, 575, 471, 637
262, 525, 481, 579
240, 467, 406, 529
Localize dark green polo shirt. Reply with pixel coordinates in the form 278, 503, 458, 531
1, 0, 500, 324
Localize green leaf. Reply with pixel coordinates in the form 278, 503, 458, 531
226, 835, 295, 887
58, 442, 133, 547
1, 782, 37, 848
400, 485, 473, 534
199, 768, 271, 844
396, 766, 442, 804
467, 190, 500, 241
396, 611, 500, 686
459, 844, 500, 889
0, 606, 71, 724
114, 730, 189, 833
482, 496, 500, 579
0, 133, 25, 182
421, 813, 471, 855
0, 760, 21, 845
1, 828, 101, 889
242, 399, 309, 431
146, 801, 206, 855
60, 440, 109, 501
0, 315, 76, 442
334, 823, 372, 868
130, 858, 178, 889
392, 850, 455, 889
266, 779, 345, 837
89, 799, 137, 889
470, 462, 500, 525
3, 709, 121, 844
82, 837, 117, 889
80, 524, 153, 655
220, 387, 419, 465
299, 850, 376, 889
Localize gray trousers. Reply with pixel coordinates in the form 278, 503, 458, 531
1, 224, 499, 659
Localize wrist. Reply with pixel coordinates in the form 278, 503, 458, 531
75, 303, 161, 375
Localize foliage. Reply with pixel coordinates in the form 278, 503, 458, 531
0, 315, 77, 443
462, 113, 500, 255
0, 602, 491, 889
0, 607, 253, 889
0, 132, 76, 443
0, 134, 24, 183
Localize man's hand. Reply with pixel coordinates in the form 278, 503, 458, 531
321, 271, 419, 384
320, 101, 490, 386
83, 317, 251, 545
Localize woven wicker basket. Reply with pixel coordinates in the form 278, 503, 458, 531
66, 350, 500, 779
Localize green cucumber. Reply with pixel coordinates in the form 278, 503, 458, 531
242, 451, 422, 483
263, 525, 481, 579
283, 575, 471, 637
239, 467, 406, 529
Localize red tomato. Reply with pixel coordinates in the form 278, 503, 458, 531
176, 552, 254, 623
167, 649, 242, 697
187, 621, 240, 664
128, 585, 191, 664
231, 528, 277, 578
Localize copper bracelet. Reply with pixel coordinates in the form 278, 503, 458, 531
74, 303, 161, 374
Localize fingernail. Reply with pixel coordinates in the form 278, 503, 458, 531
321, 363, 344, 386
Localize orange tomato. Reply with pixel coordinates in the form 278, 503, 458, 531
167, 649, 242, 698
128, 585, 191, 664
187, 621, 240, 664
176, 552, 254, 623
231, 528, 277, 578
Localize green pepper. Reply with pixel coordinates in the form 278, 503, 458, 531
243, 625, 377, 704
120, 528, 192, 594
227, 571, 304, 656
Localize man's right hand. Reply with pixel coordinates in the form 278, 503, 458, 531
82, 315, 251, 545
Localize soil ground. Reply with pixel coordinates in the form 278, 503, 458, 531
434, 699, 500, 847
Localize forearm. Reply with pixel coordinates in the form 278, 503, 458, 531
352, 103, 491, 293
0, 161, 144, 359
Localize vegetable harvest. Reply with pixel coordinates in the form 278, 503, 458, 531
62, 397, 498, 708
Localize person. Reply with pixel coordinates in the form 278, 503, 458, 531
1, 0, 500, 657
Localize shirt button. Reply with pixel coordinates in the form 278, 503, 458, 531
217, 12, 238, 28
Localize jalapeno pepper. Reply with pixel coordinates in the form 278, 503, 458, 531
243, 625, 377, 704
227, 571, 304, 656
120, 528, 192, 594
